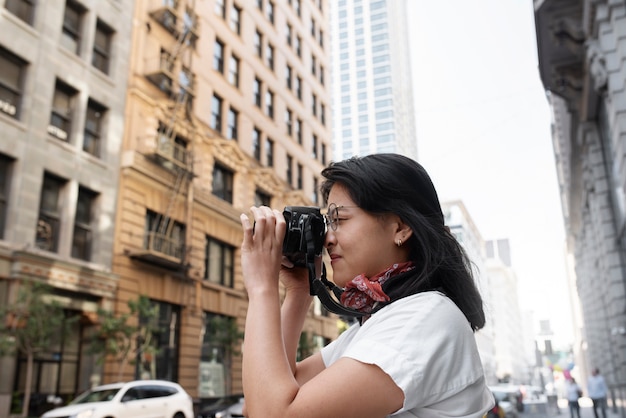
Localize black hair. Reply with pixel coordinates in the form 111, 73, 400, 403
320, 153, 486, 331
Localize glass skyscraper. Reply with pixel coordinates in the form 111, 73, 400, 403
330, 0, 417, 160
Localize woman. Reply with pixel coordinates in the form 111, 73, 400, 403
240, 154, 494, 417
566, 377, 582, 418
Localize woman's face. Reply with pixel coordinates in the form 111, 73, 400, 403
324, 183, 408, 287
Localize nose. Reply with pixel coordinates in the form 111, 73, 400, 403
324, 227, 336, 249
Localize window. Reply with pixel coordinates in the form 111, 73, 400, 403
214, 0, 225, 17
36, 173, 66, 253
296, 163, 302, 189
253, 78, 262, 107
285, 108, 292, 136
286, 154, 293, 186
145, 210, 185, 259
294, 0, 300, 17
83, 99, 106, 157
213, 39, 225, 73
265, 138, 274, 167
320, 103, 325, 126
321, 143, 326, 165
252, 127, 261, 162
204, 237, 234, 287
227, 107, 238, 140
61, 1, 84, 55
72, 187, 96, 261
0, 155, 13, 239
319, 65, 325, 86
5, 0, 35, 25
228, 55, 239, 87
254, 30, 262, 58
295, 76, 302, 100
144, 301, 180, 382
311, 55, 316, 76
265, 90, 274, 119
212, 163, 234, 203
296, 118, 302, 144
311, 93, 317, 117
286, 65, 292, 89
49, 80, 78, 142
0, 47, 26, 119
266, 0, 274, 24
266, 44, 274, 70
255, 189, 271, 207
230, 5, 241, 34
312, 134, 318, 159
295, 35, 301, 57
211, 94, 222, 133
201, 313, 238, 394
286, 23, 292, 46
92, 20, 113, 74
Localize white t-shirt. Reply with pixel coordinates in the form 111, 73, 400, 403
321, 291, 494, 417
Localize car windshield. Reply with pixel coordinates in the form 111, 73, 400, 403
70, 388, 121, 404
492, 391, 509, 403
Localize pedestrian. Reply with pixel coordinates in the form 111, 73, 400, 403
239, 153, 494, 417
566, 377, 582, 418
588, 368, 609, 418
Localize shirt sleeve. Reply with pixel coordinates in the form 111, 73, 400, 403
321, 293, 488, 413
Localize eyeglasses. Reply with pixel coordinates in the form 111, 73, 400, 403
324, 203, 359, 231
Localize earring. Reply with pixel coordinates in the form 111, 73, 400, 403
396, 239, 402, 247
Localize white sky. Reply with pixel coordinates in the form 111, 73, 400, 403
407, 0, 574, 345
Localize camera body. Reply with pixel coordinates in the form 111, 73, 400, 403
282, 206, 326, 266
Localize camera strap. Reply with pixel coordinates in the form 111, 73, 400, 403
306, 260, 366, 317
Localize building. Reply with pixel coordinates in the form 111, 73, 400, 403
534, 0, 626, 412
0, 0, 133, 416
485, 240, 526, 383
0, 0, 338, 415
112, 0, 337, 399
442, 201, 498, 384
330, 0, 417, 160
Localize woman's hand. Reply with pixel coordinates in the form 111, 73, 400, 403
240, 206, 286, 294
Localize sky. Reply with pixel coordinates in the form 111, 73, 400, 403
406, 1, 575, 346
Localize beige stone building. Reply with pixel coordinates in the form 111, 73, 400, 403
113, 0, 336, 399
0, 0, 336, 415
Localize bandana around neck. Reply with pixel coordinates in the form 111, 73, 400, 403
340, 261, 415, 315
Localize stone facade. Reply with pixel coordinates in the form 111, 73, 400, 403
535, 0, 626, 412
0, 0, 338, 415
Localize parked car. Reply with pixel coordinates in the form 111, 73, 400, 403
197, 394, 244, 418
41, 380, 194, 418
197, 396, 244, 418
489, 385, 523, 417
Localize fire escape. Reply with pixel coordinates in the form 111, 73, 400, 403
132, 0, 199, 272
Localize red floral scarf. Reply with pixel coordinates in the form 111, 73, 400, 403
340, 261, 415, 315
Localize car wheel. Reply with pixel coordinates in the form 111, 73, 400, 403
173, 412, 185, 418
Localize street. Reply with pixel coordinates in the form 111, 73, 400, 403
520, 398, 623, 418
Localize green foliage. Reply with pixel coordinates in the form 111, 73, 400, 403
0, 280, 75, 417
0, 281, 72, 357
89, 295, 160, 381
205, 315, 244, 358
296, 331, 316, 361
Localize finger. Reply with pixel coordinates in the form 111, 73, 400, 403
281, 256, 294, 269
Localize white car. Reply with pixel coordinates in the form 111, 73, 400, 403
41, 380, 194, 418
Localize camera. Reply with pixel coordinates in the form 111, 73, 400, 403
282, 206, 326, 266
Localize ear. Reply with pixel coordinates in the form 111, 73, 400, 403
391, 216, 413, 243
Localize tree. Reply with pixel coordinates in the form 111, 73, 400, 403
89, 295, 160, 382
0, 281, 74, 418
